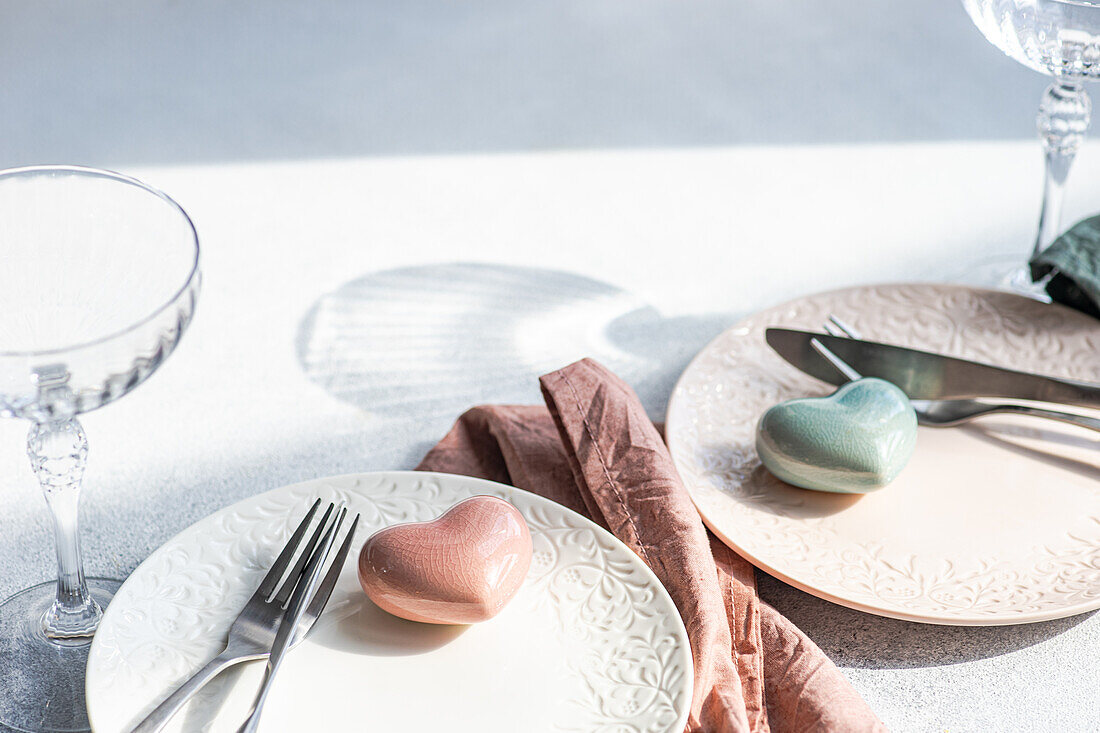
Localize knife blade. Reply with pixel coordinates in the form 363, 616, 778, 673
765, 327, 1100, 408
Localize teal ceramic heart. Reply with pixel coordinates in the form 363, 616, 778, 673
755, 378, 917, 494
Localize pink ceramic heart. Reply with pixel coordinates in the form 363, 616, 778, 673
357, 495, 533, 625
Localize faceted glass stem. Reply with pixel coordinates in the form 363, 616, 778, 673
27, 418, 103, 641
1034, 81, 1092, 258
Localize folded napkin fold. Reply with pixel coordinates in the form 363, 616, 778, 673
1031, 213, 1100, 318
418, 358, 887, 733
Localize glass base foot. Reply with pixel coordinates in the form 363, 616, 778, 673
953, 254, 1052, 301
1001, 264, 1052, 300
0, 578, 120, 733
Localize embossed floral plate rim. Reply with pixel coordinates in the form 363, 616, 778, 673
666, 283, 1100, 626
86, 471, 693, 732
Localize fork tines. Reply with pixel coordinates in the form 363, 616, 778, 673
252, 500, 353, 611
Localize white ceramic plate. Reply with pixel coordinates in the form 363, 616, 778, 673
86, 472, 692, 732
666, 284, 1100, 625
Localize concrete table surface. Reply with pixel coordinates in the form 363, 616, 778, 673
1, 1, 1097, 731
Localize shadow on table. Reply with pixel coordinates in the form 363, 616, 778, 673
757, 573, 1096, 669
294, 262, 736, 421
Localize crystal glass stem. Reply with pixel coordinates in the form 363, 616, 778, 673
27, 417, 103, 640
1034, 81, 1092, 257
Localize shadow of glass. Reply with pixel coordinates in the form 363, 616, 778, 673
309, 594, 467, 657
757, 573, 1097, 669
295, 263, 646, 418
295, 262, 735, 420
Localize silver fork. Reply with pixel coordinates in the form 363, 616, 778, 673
236, 505, 349, 733
132, 499, 359, 733
823, 316, 1100, 434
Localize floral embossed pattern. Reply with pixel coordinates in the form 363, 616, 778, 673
666, 284, 1100, 625
86, 472, 691, 733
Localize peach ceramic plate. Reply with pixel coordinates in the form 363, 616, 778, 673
86, 472, 692, 732
666, 284, 1100, 625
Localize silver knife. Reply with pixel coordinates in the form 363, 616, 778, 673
765, 327, 1100, 408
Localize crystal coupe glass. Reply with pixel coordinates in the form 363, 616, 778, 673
962, 0, 1100, 290
0, 166, 200, 732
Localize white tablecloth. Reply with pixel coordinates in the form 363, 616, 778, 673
1, 1, 1097, 731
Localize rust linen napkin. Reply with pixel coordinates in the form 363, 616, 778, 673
418, 358, 887, 733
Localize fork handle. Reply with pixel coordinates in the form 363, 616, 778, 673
130, 649, 243, 733
995, 405, 1100, 434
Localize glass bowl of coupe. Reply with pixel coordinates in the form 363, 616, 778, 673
0, 165, 200, 733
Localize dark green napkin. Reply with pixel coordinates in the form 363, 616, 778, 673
1030, 214, 1100, 318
